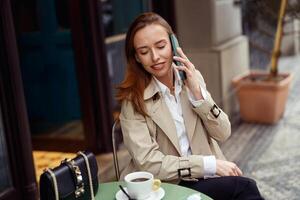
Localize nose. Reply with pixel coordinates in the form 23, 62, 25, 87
151, 49, 160, 62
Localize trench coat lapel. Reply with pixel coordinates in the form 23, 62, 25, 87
144, 80, 182, 156
180, 87, 197, 144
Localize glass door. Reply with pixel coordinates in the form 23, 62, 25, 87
0, 0, 38, 196
0, 106, 13, 198
101, 0, 151, 116
14, 0, 85, 151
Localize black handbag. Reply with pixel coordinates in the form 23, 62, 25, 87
39, 151, 99, 200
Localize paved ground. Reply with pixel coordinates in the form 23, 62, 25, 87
221, 56, 300, 200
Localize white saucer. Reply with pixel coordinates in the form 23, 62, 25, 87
115, 187, 165, 200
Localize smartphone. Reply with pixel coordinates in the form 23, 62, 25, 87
169, 34, 187, 80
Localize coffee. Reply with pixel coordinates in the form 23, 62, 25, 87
131, 178, 149, 182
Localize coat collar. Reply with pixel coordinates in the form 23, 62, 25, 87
144, 79, 197, 156
180, 87, 197, 145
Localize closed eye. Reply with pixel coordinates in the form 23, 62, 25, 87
156, 40, 166, 49
140, 51, 148, 55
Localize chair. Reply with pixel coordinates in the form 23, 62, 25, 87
111, 120, 122, 180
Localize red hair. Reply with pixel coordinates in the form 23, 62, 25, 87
116, 12, 173, 116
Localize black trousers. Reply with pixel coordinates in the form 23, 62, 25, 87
179, 176, 264, 200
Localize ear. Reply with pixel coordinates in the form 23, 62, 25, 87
135, 54, 141, 63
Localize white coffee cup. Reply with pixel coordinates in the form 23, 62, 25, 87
124, 171, 161, 199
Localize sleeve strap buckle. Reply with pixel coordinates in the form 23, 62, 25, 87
177, 168, 191, 178
210, 104, 221, 118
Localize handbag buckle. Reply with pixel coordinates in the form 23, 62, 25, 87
72, 161, 85, 198
75, 185, 85, 198
64, 159, 85, 198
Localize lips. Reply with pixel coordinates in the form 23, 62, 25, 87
151, 62, 165, 70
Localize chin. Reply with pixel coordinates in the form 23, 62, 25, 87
153, 70, 171, 79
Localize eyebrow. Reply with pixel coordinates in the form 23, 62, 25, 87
136, 39, 166, 50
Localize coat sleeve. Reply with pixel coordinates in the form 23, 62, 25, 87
191, 70, 231, 142
120, 100, 205, 181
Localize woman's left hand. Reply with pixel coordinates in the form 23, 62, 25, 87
173, 47, 204, 100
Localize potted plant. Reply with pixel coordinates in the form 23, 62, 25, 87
232, 0, 294, 124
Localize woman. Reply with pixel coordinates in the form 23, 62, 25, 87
116, 12, 263, 200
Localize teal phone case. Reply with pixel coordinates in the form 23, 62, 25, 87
169, 34, 186, 80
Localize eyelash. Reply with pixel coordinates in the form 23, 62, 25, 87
139, 45, 166, 55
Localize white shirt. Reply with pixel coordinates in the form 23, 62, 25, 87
153, 69, 216, 176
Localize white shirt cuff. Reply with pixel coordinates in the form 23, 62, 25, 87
188, 85, 208, 107
203, 155, 216, 176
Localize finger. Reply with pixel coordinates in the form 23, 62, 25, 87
229, 168, 236, 176
236, 166, 243, 176
173, 56, 189, 65
172, 64, 185, 76
234, 169, 239, 176
176, 47, 188, 59
231, 163, 242, 176
174, 64, 190, 75
231, 165, 241, 176
173, 56, 195, 70
171, 62, 178, 68
174, 65, 190, 77
231, 167, 239, 176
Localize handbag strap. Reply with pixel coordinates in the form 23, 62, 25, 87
45, 169, 59, 200
78, 151, 95, 200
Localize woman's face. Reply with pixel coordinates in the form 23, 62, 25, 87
133, 24, 173, 82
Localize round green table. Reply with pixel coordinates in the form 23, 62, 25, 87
95, 181, 213, 200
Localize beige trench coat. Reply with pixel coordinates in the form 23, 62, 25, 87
119, 70, 231, 183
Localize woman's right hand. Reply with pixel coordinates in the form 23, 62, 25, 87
216, 159, 243, 176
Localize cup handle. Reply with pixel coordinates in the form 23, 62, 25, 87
152, 179, 161, 191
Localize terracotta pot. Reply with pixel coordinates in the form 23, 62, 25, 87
232, 71, 293, 124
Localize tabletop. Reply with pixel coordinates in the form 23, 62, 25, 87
95, 181, 213, 200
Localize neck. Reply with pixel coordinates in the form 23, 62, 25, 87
156, 68, 174, 90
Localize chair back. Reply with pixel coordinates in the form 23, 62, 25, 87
112, 120, 121, 180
